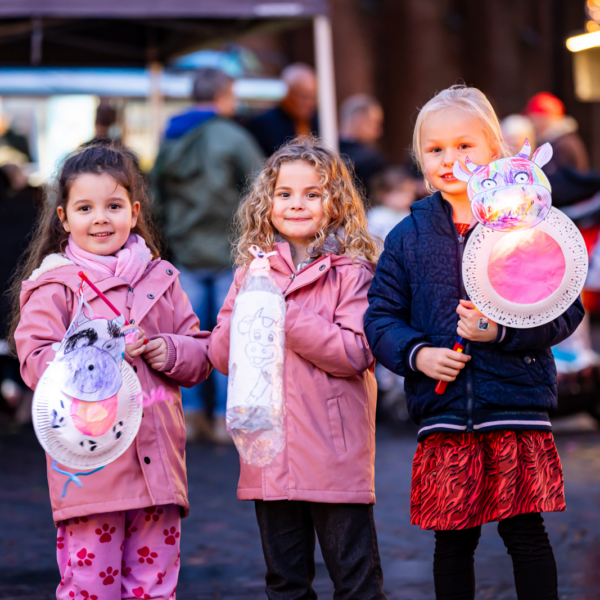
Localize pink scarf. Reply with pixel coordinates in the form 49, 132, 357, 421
65, 234, 152, 287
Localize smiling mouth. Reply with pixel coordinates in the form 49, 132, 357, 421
251, 356, 273, 366
90, 232, 113, 238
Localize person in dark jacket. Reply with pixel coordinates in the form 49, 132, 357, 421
524, 92, 589, 177
339, 94, 386, 200
246, 63, 318, 156
150, 67, 263, 443
365, 85, 584, 600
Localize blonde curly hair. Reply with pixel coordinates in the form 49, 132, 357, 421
233, 136, 380, 266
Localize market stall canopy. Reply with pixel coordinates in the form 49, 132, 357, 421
0, 0, 327, 66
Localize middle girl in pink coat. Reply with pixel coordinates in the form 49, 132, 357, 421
209, 137, 386, 600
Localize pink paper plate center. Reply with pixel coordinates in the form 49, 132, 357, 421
487, 229, 565, 304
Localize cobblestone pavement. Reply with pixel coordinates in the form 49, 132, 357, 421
2, 424, 600, 599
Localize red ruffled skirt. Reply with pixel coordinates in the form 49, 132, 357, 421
410, 430, 565, 531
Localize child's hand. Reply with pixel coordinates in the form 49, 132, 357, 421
143, 337, 168, 371
122, 324, 146, 358
456, 300, 498, 342
415, 346, 471, 382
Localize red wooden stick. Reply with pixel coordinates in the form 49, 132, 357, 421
434, 336, 466, 395
78, 271, 149, 343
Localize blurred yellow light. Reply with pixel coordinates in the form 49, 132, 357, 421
566, 30, 600, 52
587, 20, 600, 32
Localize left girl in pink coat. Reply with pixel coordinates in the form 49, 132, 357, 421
10, 143, 211, 600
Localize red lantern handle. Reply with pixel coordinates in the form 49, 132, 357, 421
78, 271, 149, 344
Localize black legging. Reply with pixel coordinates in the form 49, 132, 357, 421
433, 512, 558, 600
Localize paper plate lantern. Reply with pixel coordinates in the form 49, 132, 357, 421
453, 139, 553, 232
32, 298, 142, 470
463, 208, 588, 328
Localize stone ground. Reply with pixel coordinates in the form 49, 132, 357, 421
2, 423, 600, 599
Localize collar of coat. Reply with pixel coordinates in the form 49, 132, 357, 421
266, 240, 374, 297
21, 253, 179, 327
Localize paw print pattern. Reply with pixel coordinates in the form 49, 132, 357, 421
125, 520, 138, 538
99, 566, 119, 585
69, 592, 74, 598
81, 592, 98, 600
137, 546, 158, 564
132, 587, 151, 599
57, 536, 65, 549
157, 571, 166, 585
95, 523, 116, 543
122, 560, 132, 578
73, 516, 89, 525
163, 526, 180, 546
76, 548, 96, 566
144, 506, 164, 522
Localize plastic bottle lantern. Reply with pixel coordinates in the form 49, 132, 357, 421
227, 246, 286, 467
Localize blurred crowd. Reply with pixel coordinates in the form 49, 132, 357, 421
2, 65, 600, 437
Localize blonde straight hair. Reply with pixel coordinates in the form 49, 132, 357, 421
412, 85, 511, 192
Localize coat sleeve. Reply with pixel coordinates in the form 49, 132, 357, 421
15, 283, 74, 390
498, 297, 585, 352
364, 231, 430, 377
156, 276, 212, 388
284, 265, 374, 378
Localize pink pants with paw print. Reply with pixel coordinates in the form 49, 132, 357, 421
56, 504, 181, 600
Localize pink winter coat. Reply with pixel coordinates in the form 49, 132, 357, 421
15, 254, 211, 522
209, 242, 377, 504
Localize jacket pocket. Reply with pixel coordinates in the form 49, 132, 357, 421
327, 398, 347, 456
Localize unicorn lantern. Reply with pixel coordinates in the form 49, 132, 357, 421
453, 139, 553, 232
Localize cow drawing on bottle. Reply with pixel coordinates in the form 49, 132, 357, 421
239, 307, 280, 405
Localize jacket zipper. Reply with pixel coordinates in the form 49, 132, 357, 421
448, 205, 475, 433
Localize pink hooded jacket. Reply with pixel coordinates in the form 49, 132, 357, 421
209, 242, 377, 504
15, 254, 211, 522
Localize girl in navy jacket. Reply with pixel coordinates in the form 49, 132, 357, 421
365, 85, 583, 600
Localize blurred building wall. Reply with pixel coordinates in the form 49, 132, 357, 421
246, 0, 599, 169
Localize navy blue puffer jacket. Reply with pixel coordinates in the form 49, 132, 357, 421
364, 192, 585, 440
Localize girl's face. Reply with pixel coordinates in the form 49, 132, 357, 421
271, 160, 325, 246
420, 108, 499, 200
57, 173, 140, 256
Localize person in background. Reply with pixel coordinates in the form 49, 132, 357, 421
150, 67, 263, 443
339, 94, 386, 200
523, 92, 589, 176
501, 114, 536, 155
246, 63, 318, 156
367, 166, 417, 242
94, 100, 118, 140
0, 162, 40, 426
0, 103, 31, 162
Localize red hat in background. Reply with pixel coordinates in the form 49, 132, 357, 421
524, 92, 565, 117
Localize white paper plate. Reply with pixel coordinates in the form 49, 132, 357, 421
463, 208, 588, 328
32, 361, 142, 470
